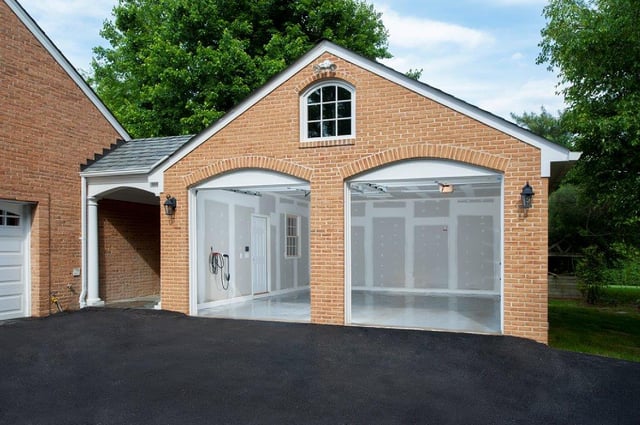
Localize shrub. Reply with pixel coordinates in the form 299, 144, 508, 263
604, 245, 640, 287
576, 245, 608, 304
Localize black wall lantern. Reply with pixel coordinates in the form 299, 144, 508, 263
163, 195, 177, 216
520, 182, 534, 210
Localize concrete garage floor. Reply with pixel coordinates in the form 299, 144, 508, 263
199, 289, 500, 333
199, 290, 311, 322
1, 308, 639, 425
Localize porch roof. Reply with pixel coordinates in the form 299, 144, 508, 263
81, 135, 193, 176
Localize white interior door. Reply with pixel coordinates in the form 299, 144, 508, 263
0, 201, 29, 320
251, 215, 268, 294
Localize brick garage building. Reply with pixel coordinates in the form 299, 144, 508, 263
1, 1, 578, 343
84, 41, 577, 343
0, 0, 130, 319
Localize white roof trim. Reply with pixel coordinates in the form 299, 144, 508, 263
156, 40, 578, 177
80, 169, 150, 178
86, 174, 160, 198
4, 0, 130, 141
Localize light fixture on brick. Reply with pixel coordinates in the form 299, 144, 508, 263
313, 59, 337, 73
520, 182, 534, 212
163, 195, 177, 216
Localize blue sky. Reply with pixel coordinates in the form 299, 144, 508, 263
18, 0, 563, 120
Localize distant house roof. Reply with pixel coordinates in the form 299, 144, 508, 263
4, 0, 129, 140
81, 135, 193, 175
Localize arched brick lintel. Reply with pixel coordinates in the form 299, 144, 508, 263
338, 144, 510, 180
182, 156, 313, 188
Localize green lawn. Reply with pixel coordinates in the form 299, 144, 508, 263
549, 296, 640, 362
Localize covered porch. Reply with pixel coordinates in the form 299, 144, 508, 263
80, 135, 192, 308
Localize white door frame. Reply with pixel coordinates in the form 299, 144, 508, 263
251, 214, 269, 295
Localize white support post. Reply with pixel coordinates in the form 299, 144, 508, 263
86, 197, 103, 306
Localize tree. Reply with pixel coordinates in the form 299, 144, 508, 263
538, 0, 640, 241
510, 107, 573, 149
90, 0, 390, 138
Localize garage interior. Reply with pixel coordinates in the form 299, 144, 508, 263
348, 176, 502, 333
195, 174, 311, 322
193, 162, 502, 334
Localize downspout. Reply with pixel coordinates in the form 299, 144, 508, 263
79, 176, 87, 307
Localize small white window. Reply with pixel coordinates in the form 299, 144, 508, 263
302, 82, 354, 141
0, 209, 20, 227
285, 214, 300, 258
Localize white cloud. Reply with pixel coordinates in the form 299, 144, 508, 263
377, 4, 494, 50
477, 78, 565, 119
19, 0, 116, 71
371, 2, 563, 119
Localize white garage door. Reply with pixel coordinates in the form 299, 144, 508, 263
0, 201, 29, 320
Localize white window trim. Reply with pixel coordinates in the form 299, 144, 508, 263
300, 80, 356, 142
0, 209, 21, 227
285, 214, 300, 258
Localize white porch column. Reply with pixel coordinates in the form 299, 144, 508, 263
86, 197, 104, 306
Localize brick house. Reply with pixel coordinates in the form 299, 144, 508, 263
0, 0, 130, 319
83, 41, 578, 343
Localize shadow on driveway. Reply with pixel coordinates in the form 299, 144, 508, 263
1, 308, 639, 424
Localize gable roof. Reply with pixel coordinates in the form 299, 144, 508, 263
157, 40, 578, 178
4, 0, 129, 140
81, 135, 193, 176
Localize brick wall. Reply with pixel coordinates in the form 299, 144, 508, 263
161, 53, 550, 343
98, 199, 160, 301
0, 2, 123, 315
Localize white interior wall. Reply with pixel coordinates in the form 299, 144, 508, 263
196, 189, 310, 308
351, 194, 500, 294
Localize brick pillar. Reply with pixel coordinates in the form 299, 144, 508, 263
309, 178, 345, 325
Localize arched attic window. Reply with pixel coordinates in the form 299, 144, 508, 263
301, 81, 355, 142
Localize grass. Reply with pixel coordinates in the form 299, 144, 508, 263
549, 290, 640, 362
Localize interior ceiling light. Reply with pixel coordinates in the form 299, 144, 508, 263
437, 181, 454, 193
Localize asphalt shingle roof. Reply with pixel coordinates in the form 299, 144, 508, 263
82, 135, 193, 174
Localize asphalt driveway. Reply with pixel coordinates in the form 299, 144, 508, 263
1, 308, 639, 425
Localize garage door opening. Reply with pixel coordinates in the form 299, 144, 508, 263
193, 170, 311, 322
346, 160, 502, 334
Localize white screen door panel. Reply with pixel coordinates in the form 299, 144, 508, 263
251, 215, 268, 294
